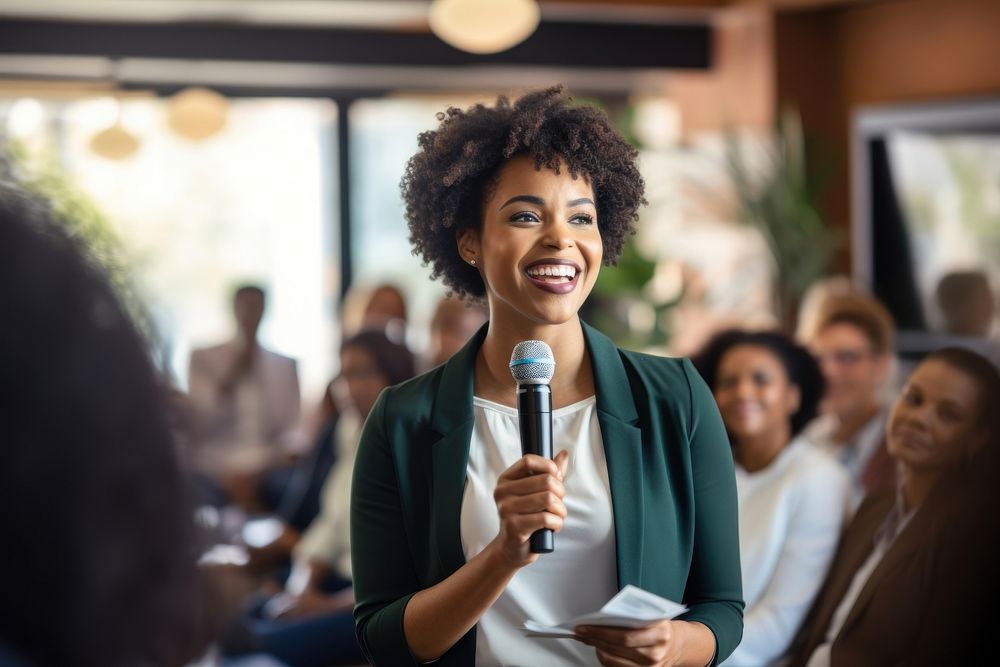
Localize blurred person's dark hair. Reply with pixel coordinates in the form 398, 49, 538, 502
812, 292, 896, 355
0, 191, 200, 666
233, 283, 266, 302
936, 270, 995, 337
342, 328, 416, 387
694, 329, 826, 438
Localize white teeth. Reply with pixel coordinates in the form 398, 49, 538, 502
527, 265, 576, 278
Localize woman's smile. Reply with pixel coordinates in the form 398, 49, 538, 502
524, 258, 581, 294
890, 422, 929, 452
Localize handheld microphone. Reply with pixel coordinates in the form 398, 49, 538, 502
509, 340, 556, 554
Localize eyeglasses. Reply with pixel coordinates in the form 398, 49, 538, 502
814, 348, 874, 367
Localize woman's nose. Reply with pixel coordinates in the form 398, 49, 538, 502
728, 378, 753, 400
541, 218, 575, 250
902, 402, 931, 428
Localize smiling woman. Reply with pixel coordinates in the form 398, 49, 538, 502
693, 330, 848, 667
789, 347, 1000, 666
352, 86, 744, 667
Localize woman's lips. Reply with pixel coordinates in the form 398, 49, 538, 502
525, 270, 580, 294
891, 424, 929, 451
523, 260, 582, 295
724, 402, 761, 426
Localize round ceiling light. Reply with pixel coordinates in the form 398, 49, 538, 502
168, 86, 229, 140
429, 0, 540, 55
90, 123, 140, 160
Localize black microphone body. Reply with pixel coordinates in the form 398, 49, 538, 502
517, 383, 554, 553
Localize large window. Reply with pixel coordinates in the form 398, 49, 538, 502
349, 95, 484, 350
3, 95, 339, 398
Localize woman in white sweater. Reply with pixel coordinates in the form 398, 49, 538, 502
696, 331, 851, 666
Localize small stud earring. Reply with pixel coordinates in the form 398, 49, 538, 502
468, 258, 477, 266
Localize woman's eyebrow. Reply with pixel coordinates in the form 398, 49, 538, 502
499, 195, 596, 210
499, 195, 545, 210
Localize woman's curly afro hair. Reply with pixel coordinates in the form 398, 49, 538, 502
401, 86, 647, 300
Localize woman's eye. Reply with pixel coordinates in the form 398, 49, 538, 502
937, 405, 962, 422
509, 211, 540, 223
718, 377, 737, 391
939, 410, 959, 422
571, 214, 595, 226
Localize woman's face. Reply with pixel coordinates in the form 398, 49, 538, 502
714, 344, 800, 445
458, 154, 602, 328
887, 359, 985, 472
338, 345, 389, 420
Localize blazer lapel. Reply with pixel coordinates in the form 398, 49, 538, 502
837, 500, 935, 637
427, 324, 485, 579
801, 501, 886, 652
583, 322, 645, 588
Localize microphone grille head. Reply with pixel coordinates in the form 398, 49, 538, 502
509, 340, 555, 385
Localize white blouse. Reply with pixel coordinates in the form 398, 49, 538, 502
722, 438, 851, 667
461, 396, 617, 667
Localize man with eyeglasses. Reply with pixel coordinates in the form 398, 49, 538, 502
800, 292, 897, 508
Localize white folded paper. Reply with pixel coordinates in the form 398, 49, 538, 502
521, 585, 688, 638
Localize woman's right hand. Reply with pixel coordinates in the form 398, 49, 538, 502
490, 450, 570, 568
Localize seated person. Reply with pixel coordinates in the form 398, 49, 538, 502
695, 330, 851, 666
800, 292, 898, 505
224, 329, 415, 667
0, 189, 201, 665
789, 348, 1000, 666
248, 329, 417, 572
188, 284, 301, 510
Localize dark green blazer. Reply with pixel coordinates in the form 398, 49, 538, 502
351, 322, 744, 666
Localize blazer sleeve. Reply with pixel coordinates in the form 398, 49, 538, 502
350, 389, 422, 666
676, 358, 745, 665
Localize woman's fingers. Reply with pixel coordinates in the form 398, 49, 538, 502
495, 490, 568, 519
494, 469, 565, 500
554, 449, 570, 479
498, 453, 563, 482
575, 621, 674, 666
577, 622, 672, 648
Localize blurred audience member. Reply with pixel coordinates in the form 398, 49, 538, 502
423, 295, 488, 370
223, 329, 415, 667
297, 282, 409, 454
789, 347, 1000, 666
801, 293, 897, 504
696, 331, 850, 666
188, 285, 301, 510
936, 270, 995, 338
0, 193, 201, 666
341, 282, 408, 341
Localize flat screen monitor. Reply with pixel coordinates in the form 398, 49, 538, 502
852, 98, 1000, 361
